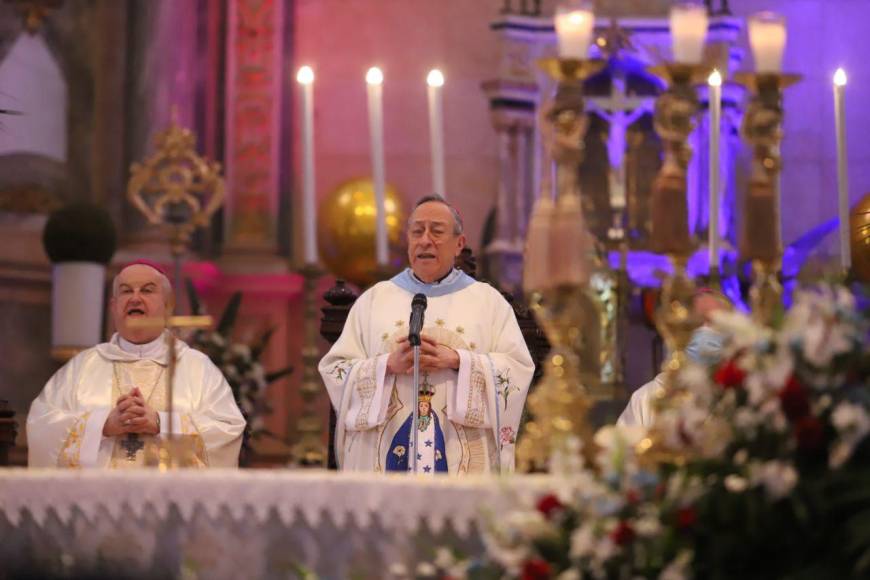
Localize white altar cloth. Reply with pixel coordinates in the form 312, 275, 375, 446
0, 469, 551, 579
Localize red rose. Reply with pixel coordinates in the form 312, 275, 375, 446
677, 506, 697, 530
610, 520, 635, 546
626, 489, 640, 505
521, 558, 551, 580
714, 359, 746, 389
779, 376, 810, 422
536, 494, 564, 519
795, 416, 824, 452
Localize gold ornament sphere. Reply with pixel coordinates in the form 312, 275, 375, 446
317, 178, 406, 288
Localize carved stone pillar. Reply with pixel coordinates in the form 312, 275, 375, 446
222, 0, 286, 271
481, 13, 544, 293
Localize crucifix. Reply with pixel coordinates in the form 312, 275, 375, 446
586, 71, 655, 240
120, 431, 144, 460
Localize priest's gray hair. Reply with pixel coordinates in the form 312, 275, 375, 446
410, 194, 464, 235
112, 269, 173, 304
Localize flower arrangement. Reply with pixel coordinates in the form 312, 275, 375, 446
185, 281, 292, 461
424, 284, 870, 579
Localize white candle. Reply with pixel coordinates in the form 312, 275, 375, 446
834, 67, 851, 272
554, 1, 595, 60
366, 66, 388, 266
748, 12, 786, 73
426, 69, 446, 199
708, 69, 722, 271
670, 1, 708, 64
296, 66, 317, 265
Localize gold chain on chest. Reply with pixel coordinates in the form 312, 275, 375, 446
111, 362, 165, 405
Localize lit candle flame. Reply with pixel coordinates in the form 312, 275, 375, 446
427, 69, 444, 88
708, 69, 722, 87
834, 68, 847, 87
366, 67, 384, 86
296, 66, 314, 85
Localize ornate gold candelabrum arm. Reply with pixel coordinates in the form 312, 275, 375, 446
734, 72, 801, 325
290, 263, 327, 467
517, 58, 604, 473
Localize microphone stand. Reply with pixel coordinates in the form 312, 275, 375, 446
411, 341, 420, 474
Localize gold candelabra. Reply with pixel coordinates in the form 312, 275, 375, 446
734, 72, 802, 325
633, 63, 710, 466
647, 63, 710, 387
517, 57, 604, 472
290, 263, 327, 467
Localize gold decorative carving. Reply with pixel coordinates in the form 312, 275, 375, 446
127, 112, 224, 257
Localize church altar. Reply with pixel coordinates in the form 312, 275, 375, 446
0, 469, 550, 579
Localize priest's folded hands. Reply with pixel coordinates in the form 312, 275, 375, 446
386, 335, 460, 374
102, 388, 160, 437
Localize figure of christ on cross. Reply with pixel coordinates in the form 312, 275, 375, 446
585, 70, 656, 238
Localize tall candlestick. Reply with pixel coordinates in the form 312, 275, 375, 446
708, 69, 722, 272
554, 0, 594, 60
670, 1, 708, 64
366, 66, 388, 266
748, 12, 786, 73
834, 67, 851, 272
427, 69, 446, 198
297, 66, 317, 265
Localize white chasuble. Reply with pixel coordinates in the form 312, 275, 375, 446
26, 331, 245, 468
318, 268, 534, 475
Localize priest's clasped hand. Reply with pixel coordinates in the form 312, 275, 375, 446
386, 335, 459, 375
102, 387, 160, 437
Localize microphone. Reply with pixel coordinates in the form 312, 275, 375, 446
408, 293, 427, 346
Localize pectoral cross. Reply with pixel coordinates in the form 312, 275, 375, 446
121, 434, 145, 460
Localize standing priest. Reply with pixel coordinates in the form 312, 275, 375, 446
27, 261, 245, 468
319, 195, 534, 474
